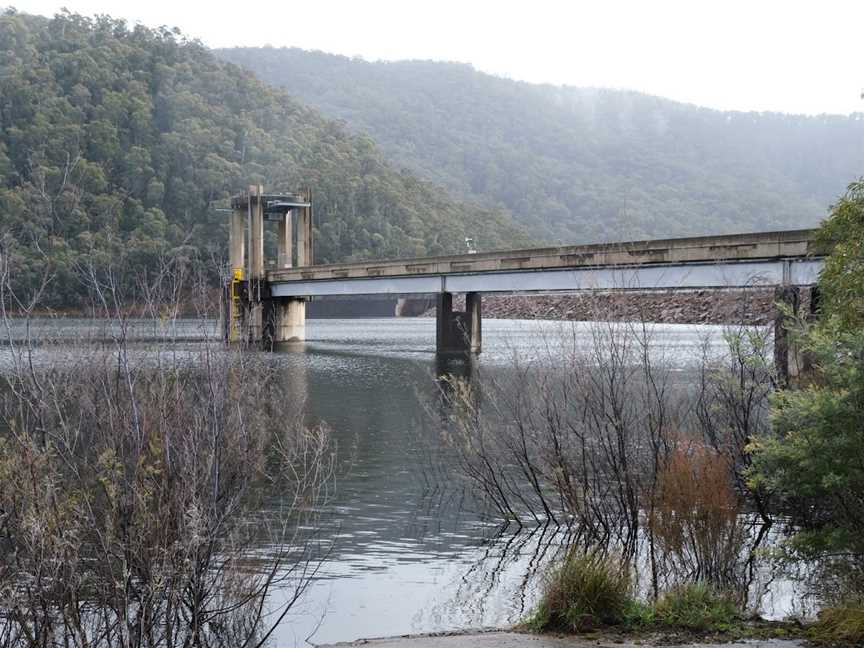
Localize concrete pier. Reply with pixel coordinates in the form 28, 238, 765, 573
274, 189, 312, 345
278, 209, 292, 269
466, 292, 482, 354
247, 184, 265, 342
226, 200, 247, 342
773, 285, 799, 384
247, 185, 265, 280
436, 292, 482, 356
774, 285, 822, 383
296, 191, 313, 267
229, 210, 245, 273
275, 298, 306, 346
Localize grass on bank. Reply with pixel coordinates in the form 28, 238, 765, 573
527, 550, 864, 644
526, 551, 744, 635
526, 552, 632, 632
654, 583, 741, 631
811, 601, 864, 644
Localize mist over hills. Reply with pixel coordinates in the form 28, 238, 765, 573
217, 47, 864, 244
2, 9, 861, 309
0, 11, 527, 305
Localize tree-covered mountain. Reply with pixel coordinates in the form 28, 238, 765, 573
0, 11, 528, 306
217, 47, 864, 244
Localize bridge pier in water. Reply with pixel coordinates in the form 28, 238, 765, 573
774, 284, 820, 385
273, 298, 306, 347
436, 291, 482, 356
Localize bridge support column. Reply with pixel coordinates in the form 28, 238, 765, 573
246, 185, 266, 343
774, 285, 800, 384
296, 190, 313, 267
436, 292, 481, 356
225, 207, 246, 343
466, 291, 482, 354
229, 210, 245, 274
799, 286, 820, 375
277, 209, 293, 269
274, 298, 306, 347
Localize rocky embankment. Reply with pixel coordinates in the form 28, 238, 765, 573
412, 288, 815, 326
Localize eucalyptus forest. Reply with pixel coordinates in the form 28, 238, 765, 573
0, 10, 527, 306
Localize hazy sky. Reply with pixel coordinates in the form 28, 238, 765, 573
15, 0, 864, 115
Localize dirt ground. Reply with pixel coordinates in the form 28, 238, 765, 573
318, 630, 806, 648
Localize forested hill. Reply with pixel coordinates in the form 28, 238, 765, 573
217, 47, 864, 244
0, 11, 528, 306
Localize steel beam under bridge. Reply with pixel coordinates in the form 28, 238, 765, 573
269, 258, 823, 298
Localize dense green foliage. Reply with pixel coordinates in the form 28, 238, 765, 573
813, 180, 864, 330
0, 11, 528, 306
749, 182, 864, 559
750, 334, 864, 558
218, 47, 864, 244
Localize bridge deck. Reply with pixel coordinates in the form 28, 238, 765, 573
268, 229, 824, 297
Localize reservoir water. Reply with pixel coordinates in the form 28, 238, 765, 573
247, 318, 802, 646
4, 316, 810, 646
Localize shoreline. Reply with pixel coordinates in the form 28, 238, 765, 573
318, 628, 808, 648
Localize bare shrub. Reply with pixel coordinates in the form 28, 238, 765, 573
437, 320, 682, 543
649, 444, 746, 587
435, 311, 775, 600
696, 326, 775, 520
0, 250, 336, 648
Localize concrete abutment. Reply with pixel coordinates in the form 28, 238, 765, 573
225, 185, 312, 349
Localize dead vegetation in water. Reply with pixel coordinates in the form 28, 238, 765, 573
0, 248, 337, 648
649, 444, 748, 589
435, 316, 773, 569
432, 309, 806, 637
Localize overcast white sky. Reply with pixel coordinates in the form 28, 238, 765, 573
13, 0, 864, 115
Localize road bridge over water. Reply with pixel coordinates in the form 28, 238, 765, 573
223, 186, 823, 376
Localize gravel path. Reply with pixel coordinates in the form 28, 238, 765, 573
318, 630, 806, 648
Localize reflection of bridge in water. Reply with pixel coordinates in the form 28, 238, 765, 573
223, 185, 823, 377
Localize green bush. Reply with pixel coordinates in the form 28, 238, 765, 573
654, 583, 741, 631
747, 180, 864, 559
528, 552, 633, 632
748, 326, 864, 558
621, 600, 656, 628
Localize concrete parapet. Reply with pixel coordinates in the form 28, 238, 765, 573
269, 229, 820, 285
